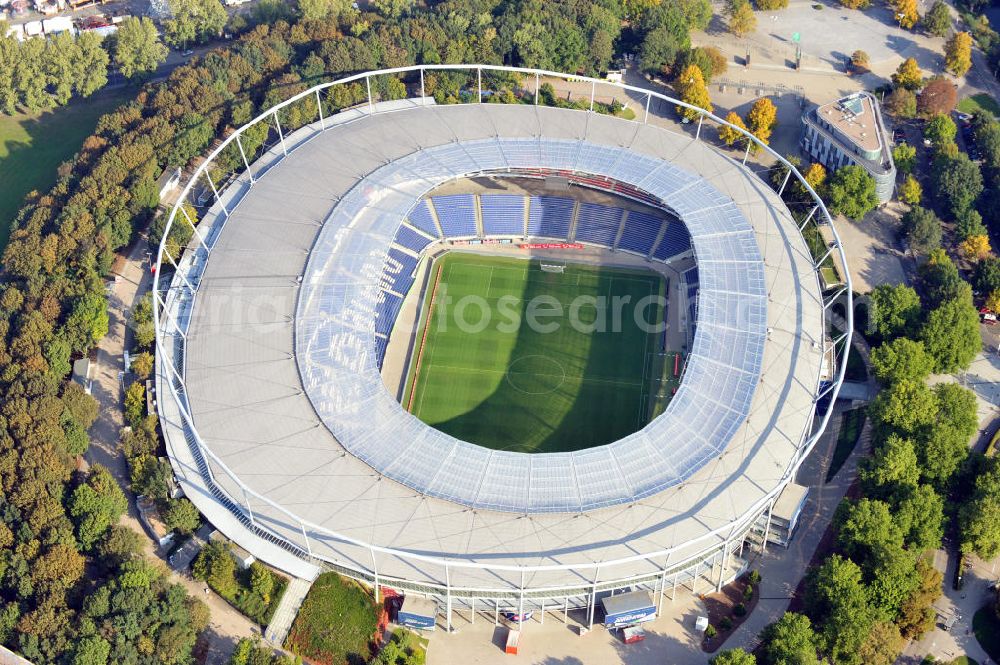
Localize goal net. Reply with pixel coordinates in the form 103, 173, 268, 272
540, 263, 565, 274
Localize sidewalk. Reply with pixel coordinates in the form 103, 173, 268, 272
264, 577, 312, 647
85, 234, 258, 664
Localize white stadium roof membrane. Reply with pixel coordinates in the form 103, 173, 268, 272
295, 137, 767, 513
155, 73, 840, 595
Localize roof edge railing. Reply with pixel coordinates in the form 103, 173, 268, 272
152, 65, 851, 583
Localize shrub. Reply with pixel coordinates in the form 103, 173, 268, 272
705, 624, 718, 639
719, 616, 734, 631
733, 602, 748, 616
748, 570, 762, 585
744, 584, 754, 602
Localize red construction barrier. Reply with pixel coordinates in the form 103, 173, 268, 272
673, 353, 680, 377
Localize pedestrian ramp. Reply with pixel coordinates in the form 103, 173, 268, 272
265, 577, 312, 647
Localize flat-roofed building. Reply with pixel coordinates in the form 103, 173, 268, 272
801, 92, 896, 203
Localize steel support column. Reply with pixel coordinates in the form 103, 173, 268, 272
778, 169, 792, 197
235, 135, 255, 184
695, 115, 703, 141
644, 93, 651, 123
590, 80, 595, 112
370, 548, 380, 604
315, 89, 325, 130
366, 75, 373, 115
204, 171, 229, 217
800, 204, 819, 231
271, 110, 287, 156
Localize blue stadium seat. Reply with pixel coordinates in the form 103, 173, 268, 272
380, 248, 418, 295
374, 336, 389, 370
480, 194, 525, 236
652, 221, 692, 261
407, 200, 440, 237
526, 196, 574, 239
374, 290, 403, 337
393, 224, 433, 254
432, 194, 478, 237
618, 210, 663, 255
574, 202, 622, 247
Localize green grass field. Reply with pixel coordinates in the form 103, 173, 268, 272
0, 89, 130, 255
402, 253, 675, 453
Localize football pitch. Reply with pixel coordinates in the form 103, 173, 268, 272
402, 253, 677, 453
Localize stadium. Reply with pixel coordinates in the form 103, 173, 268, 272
154, 65, 851, 629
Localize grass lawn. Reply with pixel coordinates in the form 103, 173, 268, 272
0, 88, 130, 255
402, 253, 668, 453
958, 94, 1000, 118
286, 572, 379, 665
825, 407, 866, 483
974, 605, 1000, 663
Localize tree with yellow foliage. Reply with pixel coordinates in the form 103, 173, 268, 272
747, 96, 778, 145
892, 58, 923, 90
803, 162, 827, 192
898, 174, 922, 205
728, 0, 757, 37
718, 111, 749, 146
893, 0, 919, 29
675, 64, 712, 121
986, 290, 1000, 313
961, 233, 991, 262
945, 32, 973, 77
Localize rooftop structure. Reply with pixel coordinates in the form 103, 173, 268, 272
153, 66, 850, 629
801, 91, 896, 202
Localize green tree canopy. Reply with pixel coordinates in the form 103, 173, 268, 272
868, 379, 939, 437
931, 152, 983, 218
711, 649, 757, 665
68, 464, 129, 550
868, 284, 922, 341
804, 555, 876, 665
921, 0, 951, 36
870, 337, 935, 385
900, 206, 941, 256
114, 17, 169, 80
860, 434, 921, 497
959, 459, 1000, 559
919, 296, 982, 373
827, 165, 879, 220
760, 612, 819, 665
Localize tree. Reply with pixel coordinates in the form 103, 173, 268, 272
680, 46, 727, 83
917, 78, 957, 116
961, 234, 992, 261
130, 351, 154, 379
827, 165, 879, 220
840, 0, 871, 9
944, 31, 973, 77
74, 32, 110, 99
920, 249, 967, 307
870, 337, 935, 385
719, 111, 750, 146
868, 380, 939, 436
893, 58, 923, 90
850, 50, 870, 72
164, 0, 228, 49
727, 0, 757, 37
114, 17, 168, 81
68, 464, 129, 550
885, 88, 917, 118
960, 460, 1000, 559
801, 162, 827, 196
73, 635, 110, 665
922, 0, 951, 37
893, 143, 917, 174
924, 113, 957, 146
755, 0, 788, 8
893, 0, 919, 30
193, 541, 238, 597
760, 612, 819, 665
711, 649, 757, 665
124, 381, 146, 427
639, 25, 689, 76
858, 621, 905, 665
373, 0, 414, 18
900, 205, 941, 255
898, 174, 922, 205
674, 64, 712, 121
897, 484, 945, 551
747, 97, 778, 145
920, 297, 982, 373
164, 497, 200, 534
804, 556, 876, 665
861, 434, 920, 496
932, 152, 982, 218
956, 208, 987, 240
249, 561, 274, 604
836, 499, 904, 561
975, 256, 1000, 294
869, 283, 922, 340
298, 0, 352, 20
